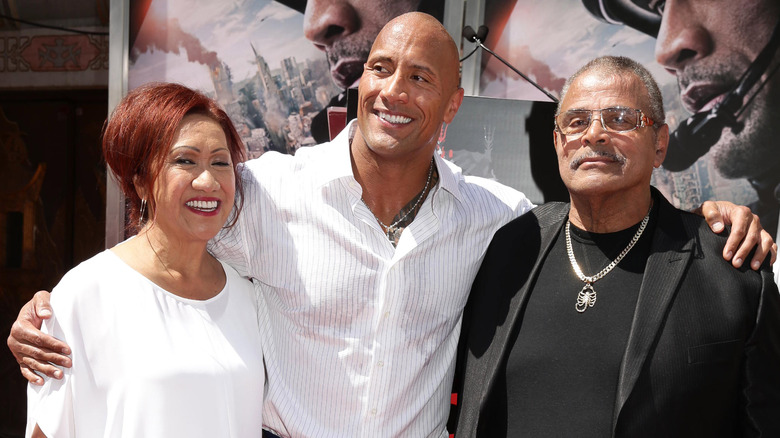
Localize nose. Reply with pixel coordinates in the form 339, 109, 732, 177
193, 169, 220, 192
655, 0, 713, 75
303, 0, 359, 50
378, 72, 409, 105
579, 115, 609, 146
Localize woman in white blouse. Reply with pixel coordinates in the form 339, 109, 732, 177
26, 83, 264, 437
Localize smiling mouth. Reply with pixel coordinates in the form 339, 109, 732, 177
377, 111, 412, 125
186, 200, 218, 212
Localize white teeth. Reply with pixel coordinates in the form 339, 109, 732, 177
378, 112, 412, 124
186, 200, 218, 211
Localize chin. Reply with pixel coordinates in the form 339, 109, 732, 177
710, 117, 774, 179
711, 81, 780, 178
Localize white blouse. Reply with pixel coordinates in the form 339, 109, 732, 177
26, 249, 265, 437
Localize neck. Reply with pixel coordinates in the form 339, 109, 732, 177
138, 226, 212, 272
568, 189, 653, 233
113, 224, 222, 300
351, 130, 437, 225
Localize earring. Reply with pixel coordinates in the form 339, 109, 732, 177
139, 199, 147, 226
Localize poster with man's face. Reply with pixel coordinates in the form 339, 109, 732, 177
127, 0, 442, 155
479, 0, 780, 237
128, 0, 342, 158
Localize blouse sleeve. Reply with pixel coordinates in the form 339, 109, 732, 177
25, 312, 75, 438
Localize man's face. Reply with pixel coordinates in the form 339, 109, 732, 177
554, 71, 668, 200
303, 0, 421, 89
356, 14, 463, 161
654, 0, 780, 178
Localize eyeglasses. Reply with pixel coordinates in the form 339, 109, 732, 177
555, 107, 655, 136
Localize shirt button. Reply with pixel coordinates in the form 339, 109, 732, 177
377, 361, 384, 367
370, 408, 377, 415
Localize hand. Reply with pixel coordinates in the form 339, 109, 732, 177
699, 201, 777, 270
7, 291, 72, 385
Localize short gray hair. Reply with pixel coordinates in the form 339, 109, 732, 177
557, 56, 665, 127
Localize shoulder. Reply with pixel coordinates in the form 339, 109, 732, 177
51, 250, 122, 301
47, 250, 129, 333
493, 202, 568, 240
241, 141, 341, 176
440, 159, 535, 215
654, 195, 768, 286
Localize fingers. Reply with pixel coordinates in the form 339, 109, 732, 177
747, 229, 776, 271
727, 213, 760, 269
9, 312, 71, 359
32, 290, 53, 319
7, 293, 72, 384
700, 201, 725, 233
21, 354, 67, 379
21, 364, 44, 386
700, 201, 774, 270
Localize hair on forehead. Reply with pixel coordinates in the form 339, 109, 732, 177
558, 56, 665, 126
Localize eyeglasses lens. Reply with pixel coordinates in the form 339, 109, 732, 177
558, 108, 639, 135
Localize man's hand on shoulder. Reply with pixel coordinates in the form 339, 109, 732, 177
699, 200, 777, 270
7, 291, 72, 385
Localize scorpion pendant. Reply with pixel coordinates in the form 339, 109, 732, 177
575, 283, 597, 313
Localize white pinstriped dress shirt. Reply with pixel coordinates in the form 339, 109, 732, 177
209, 122, 535, 437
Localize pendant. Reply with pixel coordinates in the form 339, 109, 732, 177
386, 226, 403, 245
575, 283, 597, 313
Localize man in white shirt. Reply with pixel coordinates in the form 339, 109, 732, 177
7, 12, 776, 438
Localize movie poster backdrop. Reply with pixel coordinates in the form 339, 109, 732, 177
126, 0, 779, 237
478, 0, 779, 237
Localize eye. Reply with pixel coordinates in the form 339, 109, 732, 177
609, 114, 626, 124
369, 64, 389, 74
565, 115, 589, 128
411, 74, 428, 83
213, 160, 231, 167
174, 157, 195, 165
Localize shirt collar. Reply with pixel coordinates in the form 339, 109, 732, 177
313, 119, 359, 188
433, 151, 464, 203
314, 119, 465, 203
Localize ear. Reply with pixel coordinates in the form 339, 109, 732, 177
442, 87, 465, 124
653, 124, 669, 168
553, 128, 564, 154
133, 174, 147, 200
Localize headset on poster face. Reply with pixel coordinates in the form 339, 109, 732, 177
582, 0, 780, 171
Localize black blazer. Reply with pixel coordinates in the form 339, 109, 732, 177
451, 189, 780, 437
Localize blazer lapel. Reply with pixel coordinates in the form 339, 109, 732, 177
478, 203, 570, 410
612, 193, 696, 431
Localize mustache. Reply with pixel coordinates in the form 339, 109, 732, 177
676, 61, 741, 91
570, 150, 626, 169
326, 37, 373, 66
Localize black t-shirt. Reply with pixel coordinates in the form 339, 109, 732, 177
503, 205, 657, 437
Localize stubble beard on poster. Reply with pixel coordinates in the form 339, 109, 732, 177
663, 15, 780, 173
582, 0, 780, 173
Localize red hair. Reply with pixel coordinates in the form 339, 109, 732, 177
102, 82, 246, 233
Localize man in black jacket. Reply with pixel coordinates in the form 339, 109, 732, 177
452, 55, 780, 437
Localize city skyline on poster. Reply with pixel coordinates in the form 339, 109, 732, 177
128, 0, 341, 158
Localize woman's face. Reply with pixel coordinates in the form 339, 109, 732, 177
147, 113, 236, 244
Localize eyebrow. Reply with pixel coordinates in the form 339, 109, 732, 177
171, 145, 229, 154
369, 56, 436, 77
